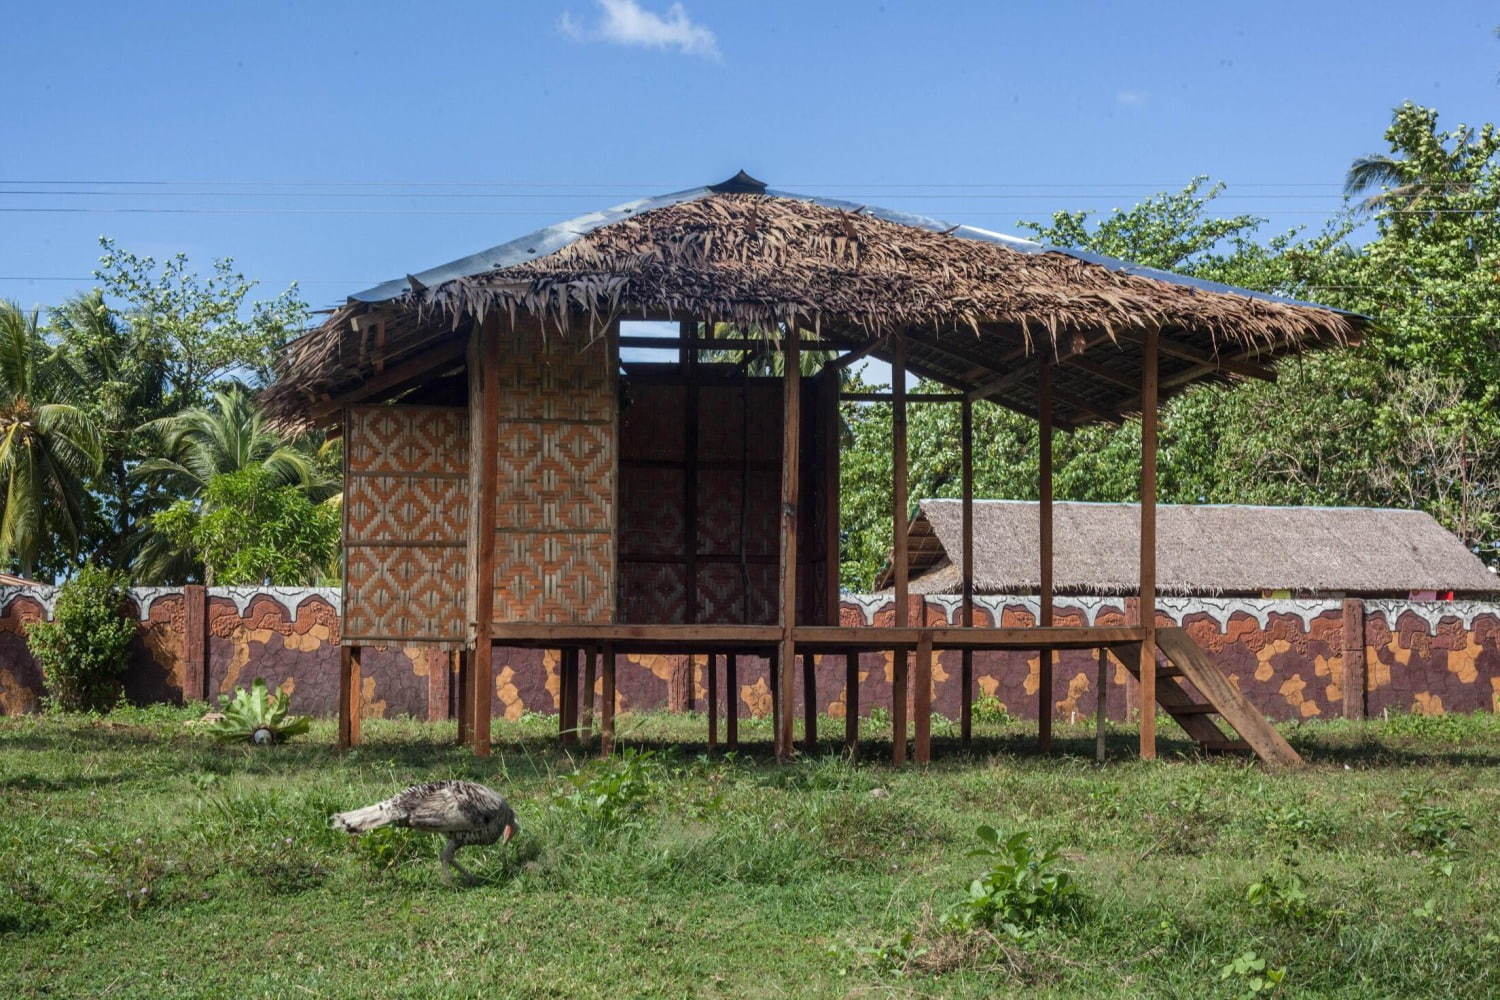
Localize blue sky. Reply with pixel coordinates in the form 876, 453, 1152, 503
5, 0, 1498, 316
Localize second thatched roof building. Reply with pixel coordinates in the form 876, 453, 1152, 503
880, 500, 1497, 599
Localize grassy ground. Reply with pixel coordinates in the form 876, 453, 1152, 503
3, 707, 1499, 999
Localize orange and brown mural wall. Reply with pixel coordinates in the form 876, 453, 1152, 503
3, 586, 1499, 723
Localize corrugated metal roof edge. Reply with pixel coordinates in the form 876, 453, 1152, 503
347, 174, 1366, 321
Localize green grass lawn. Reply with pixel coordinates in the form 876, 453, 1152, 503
3, 706, 1499, 999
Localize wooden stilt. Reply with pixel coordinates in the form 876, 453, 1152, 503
467, 317, 501, 757
914, 632, 933, 764
707, 653, 719, 750
802, 652, 817, 752
892, 334, 910, 766
581, 644, 596, 743
769, 648, 780, 745
338, 645, 361, 748
455, 649, 470, 746
776, 326, 802, 762
726, 653, 739, 747
560, 647, 579, 746
1095, 647, 1108, 763
844, 649, 859, 757
960, 397, 974, 747
1139, 326, 1159, 761
1038, 358, 1055, 752
600, 642, 616, 756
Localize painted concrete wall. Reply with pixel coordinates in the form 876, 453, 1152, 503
2, 586, 1498, 722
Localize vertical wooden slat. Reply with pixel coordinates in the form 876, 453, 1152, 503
467, 317, 502, 757
960, 398, 974, 747
581, 644, 596, 742
455, 649, 470, 745
914, 632, 933, 764
725, 653, 739, 747
1342, 598, 1367, 720
802, 652, 817, 752
182, 584, 207, 704
1095, 647, 1108, 763
1138, 326, 1159, 761
1038, 358, 1055, 752
560, 647, 579, 746
683, 320, 700, 627
891, 334, 909, 765
844, 649, 859, 756
823, 370, 842, 624
600, 642, 616, 756
707, 653, 719, 749
776, 326, 802, 762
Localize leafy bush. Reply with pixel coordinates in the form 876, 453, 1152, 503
556, 749, 661, 832
943, 827, 1079, 938
26, 565, 137, 712
1395, 788, 1471, 855
1219, 951, 1286, 998
971, 694, 1015, 725
206, 677, 310, 744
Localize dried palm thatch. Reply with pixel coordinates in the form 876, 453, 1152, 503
263, 191, 1366, 427
881, 499, 1498, 597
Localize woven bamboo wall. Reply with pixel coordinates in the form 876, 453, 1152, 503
490, 324, 616, 623
343, 405, 469, 645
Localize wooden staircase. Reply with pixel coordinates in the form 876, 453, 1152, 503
1110, 627, 1303, 767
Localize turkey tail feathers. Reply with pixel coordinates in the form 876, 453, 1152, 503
330, 801, 397, 833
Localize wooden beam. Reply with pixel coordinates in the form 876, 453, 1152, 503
913, 632, 933, 764
560, 647, 578, 746
960, 397, 974, 747
776, 325, 801, 762
311, 336, 468, 420
840, 392, 964, 403
1342, 598, 1367, 720
725, 654, 739, 747
822, 335, 887, 373
802, 652, 817, 752
822, 371, 841, 625
892, 334, 910, 766
1138, 325, 1159, 762
467, 317, 501, 756
338, 645, 361, 748
619, 336, 844, 351
1116, 329, 1276, 381
1038, 359, 1054, 752
707, 653, 719, 749
844, 649, 859, 757
600, 642, 616, 756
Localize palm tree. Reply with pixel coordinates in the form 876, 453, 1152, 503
132, 385, 334, 582
0, 302, 103, 576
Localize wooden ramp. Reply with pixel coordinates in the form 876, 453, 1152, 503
1112, 627, 1304, 767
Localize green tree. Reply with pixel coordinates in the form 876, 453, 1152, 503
0, 302, 103, 576
132, 386, 335, 582
152, 466, 340, 586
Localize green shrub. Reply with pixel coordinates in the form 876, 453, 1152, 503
26, 565, 137, 712
971, 694, 1015, 725
1395, 788, 1471, 855
943, 827, 1079, 938
1245, 866, 1317, 925
555, 748, 661, 832
206, 678, 310, 744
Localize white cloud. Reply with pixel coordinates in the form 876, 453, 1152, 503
1116, 90, 1147, 108
559, 0, 720, 59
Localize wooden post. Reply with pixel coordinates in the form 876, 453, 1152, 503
467, 317, 501, 757
892, 334, 910, 765
1138, 326, 1159, 761
707, 653, 719, 749
600, 642, 616, 756
182, 584, 207, 704
823, 369, 842, 625
776, 326, 802, 762
844, 649, 859, 756
769, 647, 780, 744
455, 650, 470, 745
1342, 598, 1367, 720
1095, 647, 1108, 763
560, 647, 579, 746
1038, 358, 1055, 752
914, 632, 933, 764
725, 653, 739, 747
802, 652, 818, 752
960, 399, 974, 747
581, 644, 596, 742
683, 321, 700, 628
338, 645, 361, 748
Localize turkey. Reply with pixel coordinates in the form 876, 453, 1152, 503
331, 780, 518, 884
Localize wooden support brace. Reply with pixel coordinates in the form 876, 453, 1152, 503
1095, 648, 1108, 763
455, 650, 470, 744
776, 325, 802, 762
1138, 326, 1159, 761
581, 645, 596, 742
560, 647, 579, 746
914, 633, 933, 764
1342, 598, 1367, 720
707, 653, 719, 749
182, 584, 207, 704
892, 646, 909, 765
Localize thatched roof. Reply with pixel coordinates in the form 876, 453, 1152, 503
879, 499, 1498, 597
263, 173, 1368, 429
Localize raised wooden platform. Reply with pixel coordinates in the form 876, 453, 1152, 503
484, 623, 1147, 652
